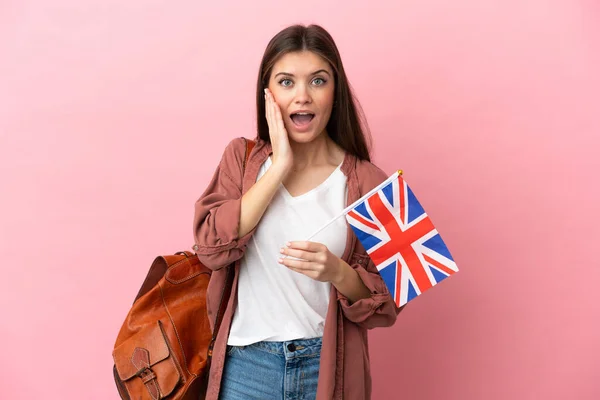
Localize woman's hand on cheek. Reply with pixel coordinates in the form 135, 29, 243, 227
278, 241, 346, 284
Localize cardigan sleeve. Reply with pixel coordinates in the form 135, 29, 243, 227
337, 243, 405, 329
192, 138, 257, 270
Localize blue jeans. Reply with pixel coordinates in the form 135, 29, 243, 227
219, 337, 322, 400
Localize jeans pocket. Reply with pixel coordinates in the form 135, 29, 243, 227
226, 345, 241, 356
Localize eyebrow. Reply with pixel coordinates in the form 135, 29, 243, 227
274, 69, 331, 78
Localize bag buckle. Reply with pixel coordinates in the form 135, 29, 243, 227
135, 366, 157, 384
131, 347, 161, 399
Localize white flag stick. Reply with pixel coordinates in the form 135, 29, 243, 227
303, 170, 402, 242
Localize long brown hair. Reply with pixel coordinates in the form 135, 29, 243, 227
256, 24, 372, 162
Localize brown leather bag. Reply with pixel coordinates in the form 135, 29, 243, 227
112, 138, 255, 400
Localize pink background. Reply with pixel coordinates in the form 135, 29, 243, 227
1, 1, 599, 399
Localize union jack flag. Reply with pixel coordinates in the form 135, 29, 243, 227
345, 173, 458, 307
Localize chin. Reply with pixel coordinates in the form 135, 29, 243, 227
288, 131, 321, 144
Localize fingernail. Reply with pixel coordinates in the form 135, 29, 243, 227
286, 242, 291, 247
280, 248, 284, 254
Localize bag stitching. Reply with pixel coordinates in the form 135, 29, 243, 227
164, 256, 209, 284
159, 282, 196, 379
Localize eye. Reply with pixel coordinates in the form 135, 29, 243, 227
279, 78, 293, 87
312, 77, 327, 86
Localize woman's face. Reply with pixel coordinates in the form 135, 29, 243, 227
267, 51, 335, 144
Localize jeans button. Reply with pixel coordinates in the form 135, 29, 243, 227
287, 343, 296, 352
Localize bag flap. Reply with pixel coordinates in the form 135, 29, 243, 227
112, 321, 170, 380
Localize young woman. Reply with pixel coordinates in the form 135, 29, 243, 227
193, 24, 404, 400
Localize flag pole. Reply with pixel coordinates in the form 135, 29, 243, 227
302, 170, 402, 242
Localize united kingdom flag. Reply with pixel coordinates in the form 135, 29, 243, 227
345, 173, 458, 307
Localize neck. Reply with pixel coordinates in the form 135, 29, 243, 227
289, 132, 339, 170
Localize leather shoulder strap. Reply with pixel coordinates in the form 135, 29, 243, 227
243, 137, 256, 171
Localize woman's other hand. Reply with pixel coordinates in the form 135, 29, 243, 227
279, 241, 372, 303
278, 241, 345, 284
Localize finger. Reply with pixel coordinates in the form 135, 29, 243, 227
269, 92, 282, 135
265, 91, 273, 131
278, 257, 314, 271
280, 247, 317, 262
274, 100, 286, 133
265, 90, 272, 131
286, 241, 325, 252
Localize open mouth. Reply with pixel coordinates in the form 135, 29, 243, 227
290, 112, 315, 128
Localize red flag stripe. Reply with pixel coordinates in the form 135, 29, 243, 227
423, 254, 455, 276
399, 178, 406, 224
367, 193, 434, 292
347, 210, 380, 232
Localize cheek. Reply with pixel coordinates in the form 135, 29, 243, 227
276, 99, 287, 113
321, 91, 335, 110
269, 92, 290, 115
321, 94, 335, 115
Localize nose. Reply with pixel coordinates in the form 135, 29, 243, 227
294, 83, 312, 105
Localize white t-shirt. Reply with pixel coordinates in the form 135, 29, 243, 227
227, 156, 348, 345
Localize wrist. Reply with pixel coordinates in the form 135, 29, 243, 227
270, 158, 292, 179
331, 259, 351, 286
